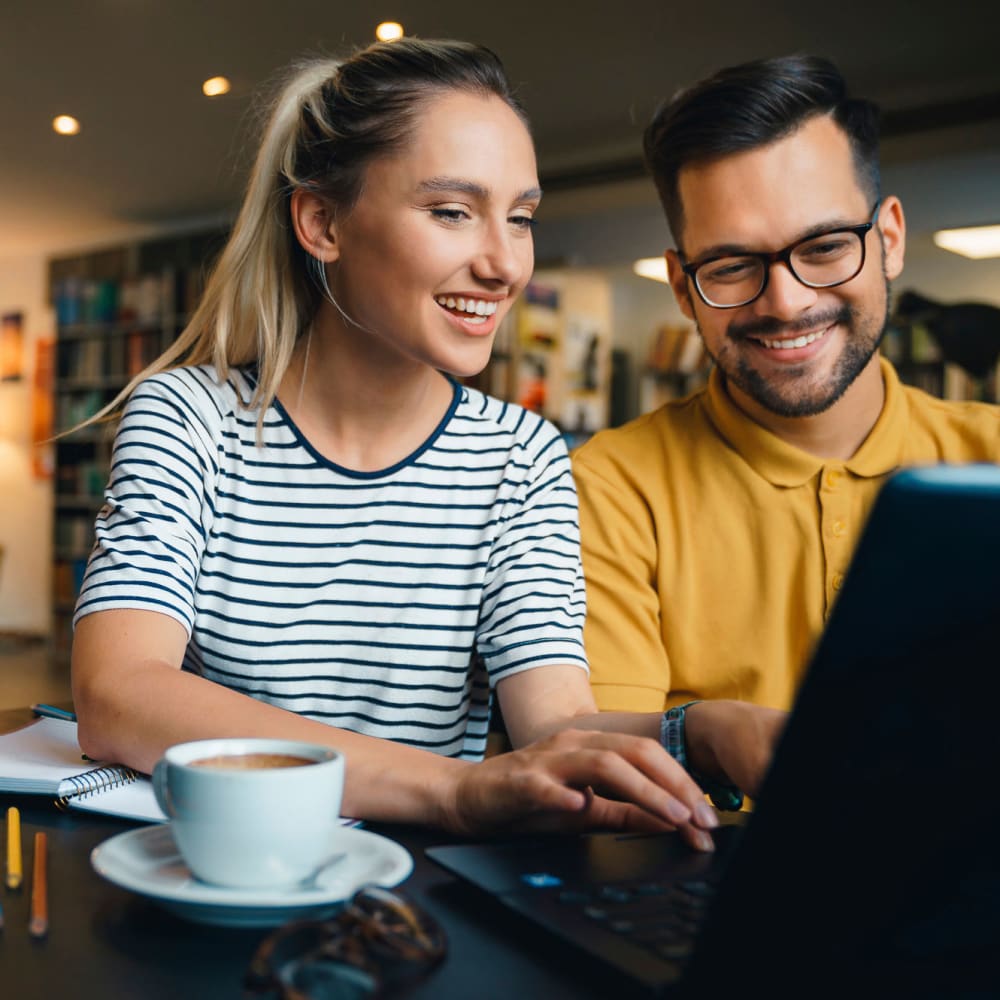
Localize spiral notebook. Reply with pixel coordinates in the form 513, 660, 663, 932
0, 717, 165, 823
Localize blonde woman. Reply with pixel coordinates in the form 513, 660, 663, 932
72, 39, 781, 845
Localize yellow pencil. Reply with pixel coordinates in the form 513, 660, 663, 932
5, 806, 22, 890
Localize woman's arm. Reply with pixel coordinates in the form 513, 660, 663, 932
72, 609, 470, 825
72, 609, 720, 843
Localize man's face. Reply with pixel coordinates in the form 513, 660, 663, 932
666, 114, 906, 420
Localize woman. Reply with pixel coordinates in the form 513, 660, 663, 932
72, 38, 778, 846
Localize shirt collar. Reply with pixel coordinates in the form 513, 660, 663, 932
703, 357, 907, 487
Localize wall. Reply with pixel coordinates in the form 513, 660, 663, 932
0, 255, 53, 634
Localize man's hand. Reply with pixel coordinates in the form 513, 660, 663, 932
683, 700, 788, 797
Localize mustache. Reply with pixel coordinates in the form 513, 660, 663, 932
727, 304, 853, 342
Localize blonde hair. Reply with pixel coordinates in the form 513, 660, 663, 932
83, 38, 526, 435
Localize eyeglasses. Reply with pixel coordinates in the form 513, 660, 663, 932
244, 886, 447, 1000
679, 201, 882, 309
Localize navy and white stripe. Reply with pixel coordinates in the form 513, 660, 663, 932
75, 365, 587, 760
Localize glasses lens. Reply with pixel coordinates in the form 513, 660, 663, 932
284, 958, 378, 1000
695, 256, 764, 307
790, 231, 863, 287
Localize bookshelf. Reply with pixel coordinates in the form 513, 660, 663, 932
48, 227, 227, 657
638, 322, 711, 414
883, 319, 999, 403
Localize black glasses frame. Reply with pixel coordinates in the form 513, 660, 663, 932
679, 201, 882, 309
244, 885, 447, 1000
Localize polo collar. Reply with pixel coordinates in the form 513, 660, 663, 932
703, 357, 907, 487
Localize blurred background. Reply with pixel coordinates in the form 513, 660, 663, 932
1, 0, 999, 665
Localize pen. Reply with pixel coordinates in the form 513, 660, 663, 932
6, 806, 22, 890
29, 832, 48, 939
31, 703, 77, 723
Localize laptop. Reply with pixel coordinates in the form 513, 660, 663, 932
427, 464, 1000, 997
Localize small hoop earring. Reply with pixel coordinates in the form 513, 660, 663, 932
310, 255, 368, 333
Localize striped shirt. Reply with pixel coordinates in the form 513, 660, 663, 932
75, 365, 587, 760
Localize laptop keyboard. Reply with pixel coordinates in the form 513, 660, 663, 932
555, 874, 718, 966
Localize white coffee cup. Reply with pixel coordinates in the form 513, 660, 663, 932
152, 737, 345, 890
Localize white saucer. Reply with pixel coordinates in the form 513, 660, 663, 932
90, 824, 413, 927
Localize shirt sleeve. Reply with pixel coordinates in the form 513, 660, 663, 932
476, 420, 588, 683
73, 371, 221, 634
572, 441, 672, 712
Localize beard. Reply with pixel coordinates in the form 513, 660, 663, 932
699, 273, 892, 419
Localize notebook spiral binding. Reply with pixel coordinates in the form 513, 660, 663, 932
55, 764, 140, 809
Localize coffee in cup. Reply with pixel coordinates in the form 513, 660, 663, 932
152, 737, 345, 890
188, 752, 316, 770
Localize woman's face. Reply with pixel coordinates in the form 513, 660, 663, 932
325, 89, 540, 378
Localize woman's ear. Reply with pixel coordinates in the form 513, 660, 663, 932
290, 189, 340, 263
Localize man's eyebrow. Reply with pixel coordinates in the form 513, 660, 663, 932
416, 176, 543, 202
687, 214, 872, 261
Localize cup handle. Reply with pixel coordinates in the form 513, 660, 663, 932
151, 758, 174, 818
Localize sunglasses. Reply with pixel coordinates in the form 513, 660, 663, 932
244, 885, 447, 1000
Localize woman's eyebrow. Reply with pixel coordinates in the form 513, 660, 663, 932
416, 176, 543, 202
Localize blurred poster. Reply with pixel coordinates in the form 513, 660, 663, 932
1, 311, 24, 381
32, 336, 55, 478
516, 283, 560, 415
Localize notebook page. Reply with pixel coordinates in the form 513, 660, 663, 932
68, 776, 166, 823
0, 717, 104, 795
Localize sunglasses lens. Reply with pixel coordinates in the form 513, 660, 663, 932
285, 958, 378, 1000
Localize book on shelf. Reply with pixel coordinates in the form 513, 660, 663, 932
0, 717, 164, 823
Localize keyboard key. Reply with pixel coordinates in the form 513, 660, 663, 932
557, 890, 592, 905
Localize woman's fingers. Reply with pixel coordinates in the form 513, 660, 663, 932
450, 729, 719, 849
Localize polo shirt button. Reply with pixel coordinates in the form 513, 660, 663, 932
832, 519, 846, 537
832, 572, 845, 591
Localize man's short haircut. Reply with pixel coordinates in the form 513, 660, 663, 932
643, 54, 881, 245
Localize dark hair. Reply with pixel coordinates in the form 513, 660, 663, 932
643, 54, 881, 244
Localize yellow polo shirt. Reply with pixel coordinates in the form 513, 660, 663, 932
573, 358, 999, 713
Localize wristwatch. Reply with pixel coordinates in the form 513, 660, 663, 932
660, 701, 744, 812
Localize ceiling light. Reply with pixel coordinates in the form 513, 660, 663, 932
933, 224, 1000, 259
633, 257, 670, 283
202, 76, 231, 98
375, 21, 404, 41
52, 115, 80, 136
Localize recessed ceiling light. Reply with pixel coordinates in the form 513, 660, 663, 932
375, 21, 404, 41
933, 224, 1000, 259
202, 76, 231, 98
52, 115, 80, 136
633, 257, 670, 283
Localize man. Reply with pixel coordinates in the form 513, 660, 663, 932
573, 55, 999, 716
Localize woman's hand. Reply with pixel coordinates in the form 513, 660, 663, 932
683, 700, 788, 798
441, 729, 721, 851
